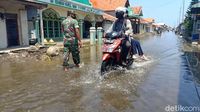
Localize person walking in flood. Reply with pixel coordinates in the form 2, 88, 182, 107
62, 10, 82, 71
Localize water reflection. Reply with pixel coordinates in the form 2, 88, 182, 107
90, 45, 97, 63
89, 45, 102, 64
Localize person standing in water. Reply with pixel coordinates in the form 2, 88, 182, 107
62, 10, 82, 71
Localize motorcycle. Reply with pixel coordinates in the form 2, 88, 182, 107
100, 31, 134, 75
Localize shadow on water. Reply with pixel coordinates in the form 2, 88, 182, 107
180, 51, 200, 107
184, 52, 200, 83
173, 51, 200, 112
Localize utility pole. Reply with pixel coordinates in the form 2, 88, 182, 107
179, 4, 182, 24
182, 0, 185, 22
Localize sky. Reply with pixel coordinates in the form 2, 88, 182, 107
130, 0, 191, 27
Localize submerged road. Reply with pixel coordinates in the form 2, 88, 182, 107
0, 32, 200, 112
134, 32, 200, 112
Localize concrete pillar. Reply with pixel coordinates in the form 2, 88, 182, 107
78, 19, 84, 39
90, 27, 96, 45
0, 18, 7, 48
19, 10, 29, 46
97, 27, 103, 45
92, 21, 96, 27
35, 19, 40, 43
39, 9, 44, 46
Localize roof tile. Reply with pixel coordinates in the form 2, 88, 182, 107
90, 0, 127, 11
132, 6, 142, 15
103, 13, 116, 21
140, 18, 155, 23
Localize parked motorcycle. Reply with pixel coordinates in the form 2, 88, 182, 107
101, 31, 133, 75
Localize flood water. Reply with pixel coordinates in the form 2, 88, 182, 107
0, 32, 200, 112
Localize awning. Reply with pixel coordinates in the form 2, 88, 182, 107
103, 13, 116, 21
16, 0, 47, 8
128, 15, 141, 19
37, 0, 103, 15
95, 15, 104, 22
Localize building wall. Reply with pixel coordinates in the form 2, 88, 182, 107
0, 19, 7, 48
47, 5, 87, 20
42, 5, 97, 40
0, 1, 29, 49
139, 24, 146, 34
19, 10, 29, 46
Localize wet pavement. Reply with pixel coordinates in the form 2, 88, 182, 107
0, 32, 200, 112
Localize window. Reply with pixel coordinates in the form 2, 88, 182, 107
42, 8, 62, 40
197, 23, 200, 30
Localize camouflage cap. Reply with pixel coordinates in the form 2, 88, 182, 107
67, 10, 76, 19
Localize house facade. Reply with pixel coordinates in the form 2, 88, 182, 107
90, 0, 141, 34
90, 0, 130, 32
129, 6, 143, 34
35, 0, 103, 42
0, 0, 46, 49
191, 2, 200, 41
140, 18, 155, 33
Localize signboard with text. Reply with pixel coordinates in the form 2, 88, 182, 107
37, 0, 102, 15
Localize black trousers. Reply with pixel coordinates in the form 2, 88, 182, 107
121, 37, 131, 62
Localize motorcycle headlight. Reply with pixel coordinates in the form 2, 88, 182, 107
107, 46, 115, 52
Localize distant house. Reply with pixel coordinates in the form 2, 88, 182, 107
90, 0, 133, 32
130, 6, 143, 34
90, 0, 130, 16
90, 0, 146, 35
140, 18, 155, 33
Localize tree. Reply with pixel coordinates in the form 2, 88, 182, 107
183, 0, 199, 37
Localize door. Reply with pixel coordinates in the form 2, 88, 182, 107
5, 14, 19, 47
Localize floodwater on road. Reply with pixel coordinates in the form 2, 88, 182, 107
0, 32, 200, 112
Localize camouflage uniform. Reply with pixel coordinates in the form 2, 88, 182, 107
62, 16, 80, 67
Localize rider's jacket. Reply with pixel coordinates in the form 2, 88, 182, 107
106, 18, 133, 37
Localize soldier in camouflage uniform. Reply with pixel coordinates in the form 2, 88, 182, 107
62, 11, 82, 71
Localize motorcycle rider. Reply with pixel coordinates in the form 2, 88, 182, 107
107, 7, 149, 61
106, 7, 133, 65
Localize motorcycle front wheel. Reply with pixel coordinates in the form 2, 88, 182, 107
100, 60, 113, 76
